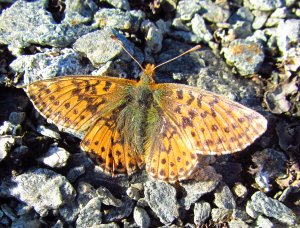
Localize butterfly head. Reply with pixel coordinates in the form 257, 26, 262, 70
139, 63, 156, 85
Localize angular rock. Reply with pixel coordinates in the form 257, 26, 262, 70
0, 0, 92, 50
194, 201, 211, 224
0, 136, 15, 162
250, 191, 296, 225
8, 112, 25, 125
245, 0, 284, 11
191, 14, 213, 43
0, 168, 76, 217
66, 165, 86, 183
76, 197, 102, 227
73, 28, 135, 66
134, 206, 150, 228
223, 39, 265, 76
37, 146, 70, 168
181, 166, 222, 210
103, 197, 134, 223
99, 0, 130, 10
214, 184, 236, 209
96, 187, 122, 207
144, 180, 178, 224
94, 8, 143, 32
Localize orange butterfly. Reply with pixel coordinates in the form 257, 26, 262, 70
26, 42, 267, 183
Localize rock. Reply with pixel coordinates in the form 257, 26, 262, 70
232, 182, 248, 199
96, 186, 122, 207
103, 197, 134, 223
255, 215, 274, 227
0, 136, 15, 162
181, 166, 221, 210
251, 149, 287, 191
214, 162, 242, 186
1, 204, 16, 221
76, 197, 102, 228
228, 219, 249, 228
223, 39, 265, 76
10, 48, 93, 85
134, 206, 150, 228
176, 0, 202, 21
0, 121, 14, 135
228, 7, 254, 25
11, 214, 41, 228
211, 208, 231, 223
199, 0, 230, 23
8, 112, 25, 125
252, 10, 270, 30
66, 165, 86, 183
99, 0, 130, 10
0, 168, 76, 217
214, 184, 236, 209
250, 191, 296, 225
36, 125, 61, 140
194, 201, 211, 224
141, 20, 163, 54
37, 145, 70, 168
126, 186, 142, 201
191, 14, 213, 43
94, 8, 143, 32
245, 0, 284, 11
0, 0, 92, 50
73, 28, 135, 66
168, 30, 202, 44
144, 180, 178, 224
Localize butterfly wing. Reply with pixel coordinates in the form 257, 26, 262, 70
151, 83, 267, 155
26, 76, 135, 134
81, 109, 144, 176
27, 76, 144, 175
145, 83, 267, 182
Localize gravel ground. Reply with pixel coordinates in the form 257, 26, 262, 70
0, 0, 299, 227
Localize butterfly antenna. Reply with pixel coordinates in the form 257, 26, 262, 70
110, 35, 144, 71
154, 45, 202, 70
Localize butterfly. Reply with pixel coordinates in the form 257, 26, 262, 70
25, 42, 268, 183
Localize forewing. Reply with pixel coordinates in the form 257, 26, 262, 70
150, 83, 267, 156
81, 110, 144, 176
26, 76, 135, 133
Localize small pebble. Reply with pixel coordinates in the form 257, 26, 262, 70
76, 197, 102, 228
194, 201, 211, 224
37, 146, 70, 168
214, 184, 236, 209
133, 206, 150, 228
36, 125, 61, 140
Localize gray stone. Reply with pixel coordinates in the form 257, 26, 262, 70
191, 14, 213, 43
11, 214, 41, 228
11, 48, 93, 85
66, 165, 86, 183
144, 180, 178, 224
0, 209, 3, 219
229, 7, 254, 25
126, 186, 141, 201
232, 21, 253, 39
8, 112, 25, 125
255, 215, 274, 227
250, 191, 296, 225
0, 168, 76, 217
134, 206, 150, 228
73, 28, 135, 66
252, 10, 270, 30
246, 201, 258, 219
96, 187, 122, 207
181, 166, 222, 210
0, 136, 15, 162
223, 39, 265, 76
199, 0, 230, 23
232, 182, 248, 199
211, 208, 232, 223
176, 0, 202, 21
194, 201, 211, 224
168, 30, 202, 44
94, 8, 143, 32
141, 20, 163, 53
245, 0, 284, 11
36, 125, 61, 140
0, 0, 92, 50
76, 197, 102, 228
37, 145, 70, 168
252, 149, 287, 191
228, 219, 249, 228
0, 121, 14, 135
103, 197, 134, 223
1, 204, 16, 221
276, 19, 300, 57
214, 184, 236, 209
99, 0, 130, 10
